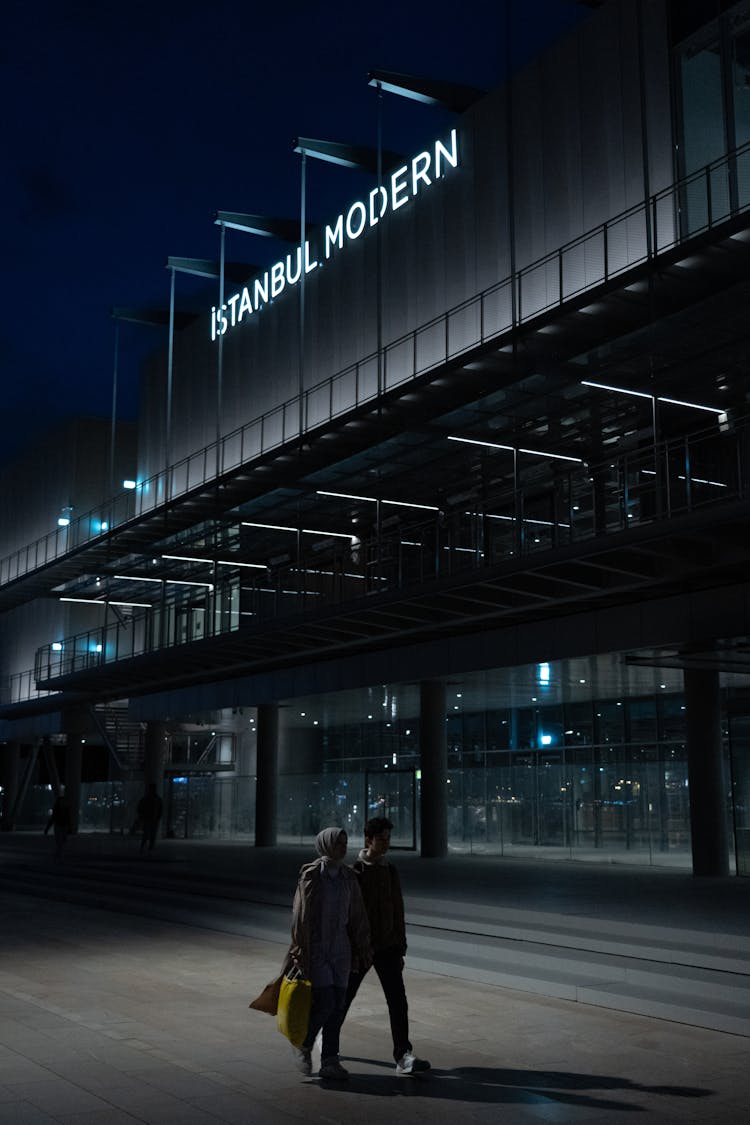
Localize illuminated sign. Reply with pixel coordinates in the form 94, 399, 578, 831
211, 128, 459, 339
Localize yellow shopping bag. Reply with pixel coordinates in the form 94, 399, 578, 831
276, 973, 312, 1047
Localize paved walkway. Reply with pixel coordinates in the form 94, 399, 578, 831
1, 836, 749, 1123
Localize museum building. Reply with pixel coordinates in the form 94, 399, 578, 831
2, 0, 750, 876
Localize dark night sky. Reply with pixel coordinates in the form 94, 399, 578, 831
2, 1, 587, 468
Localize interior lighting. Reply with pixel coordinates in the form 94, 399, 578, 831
123, 480, 137, 490
57, 517, 70, 527
317, 489, 439, 511
538, 662, 551, 685
582, 380, 726, 416
59, 597, 152, 608
114, 574, 162, 583
51, 642, 63, 652
658, 396, 725, 415
677, 475, 727, 488
448, 435, 583, 464
540, 735, 552, 746
242, 521, 358, 543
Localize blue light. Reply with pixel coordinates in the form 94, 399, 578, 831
172, 776, 188, 784
540, 734, 552, 746
537, 662, 551, 685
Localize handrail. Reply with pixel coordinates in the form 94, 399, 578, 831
2, 139, 750, 592
22, 414, 750, 702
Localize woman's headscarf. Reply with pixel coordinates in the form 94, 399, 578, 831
315, 826, 346, 864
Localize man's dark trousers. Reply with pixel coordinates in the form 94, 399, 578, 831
343, 948, 411, 1061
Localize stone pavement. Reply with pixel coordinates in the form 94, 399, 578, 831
0, 886, 748, 1125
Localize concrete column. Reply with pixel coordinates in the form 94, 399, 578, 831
684, 669, 730, 877
143, 722, 168, 789
63, 708, 88, 835
420, 680, 447, 858
255, 703, 279, 847
65, 740, 82, 835
0, 741, 20, 831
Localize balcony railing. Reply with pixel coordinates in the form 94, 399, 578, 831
25, 416, 749, 698
3, 141, 750, 593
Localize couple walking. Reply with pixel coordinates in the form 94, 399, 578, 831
288, 817, 430, 1080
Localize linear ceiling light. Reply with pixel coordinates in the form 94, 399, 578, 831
241, 521, 357, 543
582, 380, 726, 415
317, 489, 439, 511
448, 435, 583, 464
59, 597, 153, 608
114, 574, 163, 583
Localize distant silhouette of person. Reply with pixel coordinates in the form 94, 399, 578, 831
44, 790, 72, 860
137, 783, 163, 854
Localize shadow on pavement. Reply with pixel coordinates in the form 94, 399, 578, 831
329, 1059, 714, 1111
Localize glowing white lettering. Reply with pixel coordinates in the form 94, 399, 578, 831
286, 248, 302, 284
412, 151, 432, 195
346, 200, 367, 240
238, 287, 252, 321
325, 217, 344, 259
369, 186, 388, 226
254, 273, 269, 307
390, 165, 409, 210
210, 128, 460, 339
226, 293, 240, 327
304, 241, 318, 273
271, 261, 285, 298
435, 128, 458, 176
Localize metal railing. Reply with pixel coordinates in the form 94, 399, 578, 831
3, 142, 750, 593
24, 416, 749, 698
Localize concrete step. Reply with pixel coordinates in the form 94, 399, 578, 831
2, 861, 749, 1038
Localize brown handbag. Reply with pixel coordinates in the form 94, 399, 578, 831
248, 974, 283, 1016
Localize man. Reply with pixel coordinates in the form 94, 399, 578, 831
341, 816, 430, 1076
137, 783, 163, 855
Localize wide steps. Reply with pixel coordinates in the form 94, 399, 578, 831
1, 855, 748, 1038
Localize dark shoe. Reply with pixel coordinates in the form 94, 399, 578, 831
319, 1057, 349, 1080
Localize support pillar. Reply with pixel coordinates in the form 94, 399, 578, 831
419, 680, 447, 858
63, 708, 88, 835
255, 703, 279, 847
143, 722, 168, 789
0, 741, 20, 831
684, 668, 730, 876
65, 740, 82, 835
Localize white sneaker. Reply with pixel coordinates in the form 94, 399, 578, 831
396, 1051, 431, 1075
319, 1056, 349, 1080
292, 1046, 312, 1076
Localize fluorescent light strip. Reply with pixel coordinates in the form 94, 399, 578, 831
659, 396, 725, 415
401, 541, 423, 547
216, 559, 267, 569
60, 596, 152, 609
162, 554, 266, 570
677, 475, 727, 488
242, 521, 357, 543
114, 574, 162, 583
582, 380, 725, 415
581, 380, 652, 400
484, 514, 571, 528
448, 435, 582, 464
161, 554, 210, 563
114, 573, 212, 589
317, 490, 439, 512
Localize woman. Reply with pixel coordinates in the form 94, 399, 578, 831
289, 827, 371, 1079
